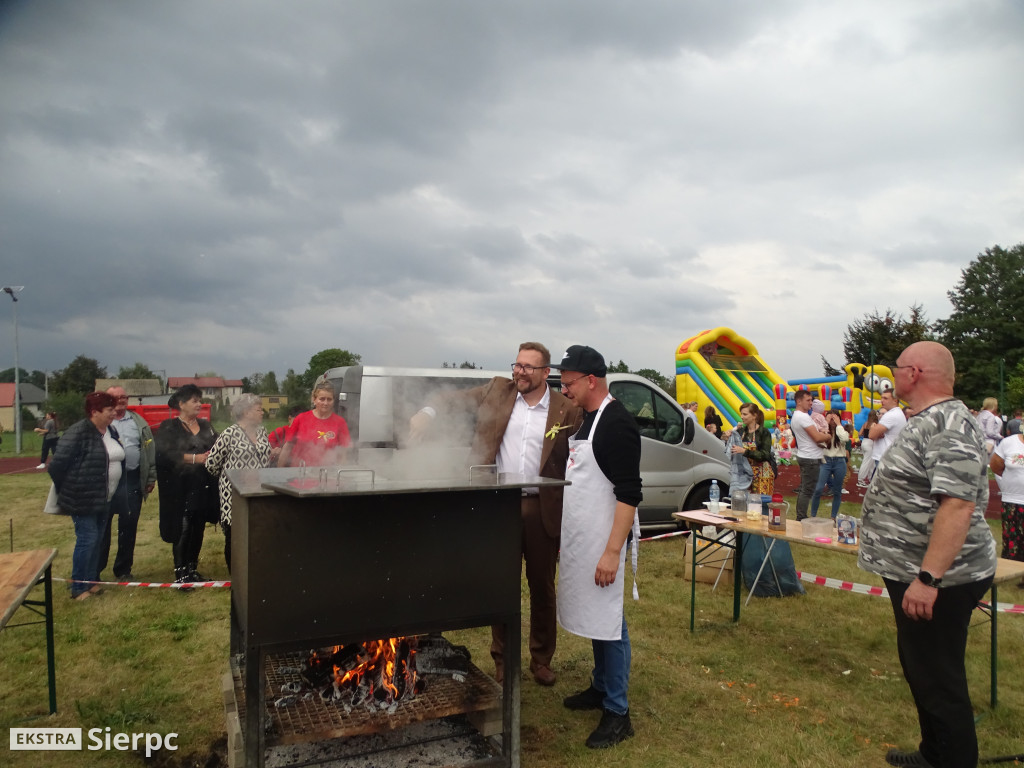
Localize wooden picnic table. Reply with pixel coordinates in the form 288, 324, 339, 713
0, 549, 58, 714
673, 511, 1024, 709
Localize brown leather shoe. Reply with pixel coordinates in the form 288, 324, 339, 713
530, 663, 556, 686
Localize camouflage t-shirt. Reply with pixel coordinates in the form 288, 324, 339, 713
858, 398, 996, 586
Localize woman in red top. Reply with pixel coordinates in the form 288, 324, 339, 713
279, 381, 351, 467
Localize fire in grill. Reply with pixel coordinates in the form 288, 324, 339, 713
306, 638, 422, 711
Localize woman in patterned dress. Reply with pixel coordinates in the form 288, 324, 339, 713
206, 393, 271, 571
728, 402, 774, 496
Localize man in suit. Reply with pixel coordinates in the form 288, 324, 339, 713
410, 342, 581, 686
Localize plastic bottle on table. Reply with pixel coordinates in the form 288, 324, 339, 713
709, 480, 720, 513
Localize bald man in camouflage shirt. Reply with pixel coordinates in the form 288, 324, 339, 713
859, 341, 996, 768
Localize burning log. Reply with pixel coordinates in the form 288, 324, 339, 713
311, 637, 422, 712
413, 636, 471, 682
301, 644, 363, 689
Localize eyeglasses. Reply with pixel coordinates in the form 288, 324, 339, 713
560, 374, 589, 391
891, 364, 917, 373
511, 363, 548, 374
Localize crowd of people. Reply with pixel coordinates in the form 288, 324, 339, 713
33, 340, 1024, 759
45, 380, 353, 592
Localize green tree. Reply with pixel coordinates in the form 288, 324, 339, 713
820, 356, 843, 377
50, 355, 108, 394
242, 373, 263, 394
936, 243, 1024, 408
0, 367, 31, 383
608, 360, 630, 374
261, 371, 279, 394
301, 349, 361, 391
841, 305, 932, 367
281, 368, 306, 405
43, 391, 85, 432
634, 368, 671, 392
117, 362, 158, 380
2, 369, 58, 388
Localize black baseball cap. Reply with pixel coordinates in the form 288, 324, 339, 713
550, 345, 607, 377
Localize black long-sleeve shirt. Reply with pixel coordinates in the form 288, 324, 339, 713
574, 398, 643, 507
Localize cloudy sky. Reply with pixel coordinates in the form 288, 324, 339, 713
1, 0, 1022, 386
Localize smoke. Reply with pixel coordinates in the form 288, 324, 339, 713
325, 367, 510, 482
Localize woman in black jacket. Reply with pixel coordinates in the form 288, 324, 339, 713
48, 392, 125, 600
156, 385, 218, 583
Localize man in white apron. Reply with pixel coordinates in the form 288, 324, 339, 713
550, 345, 642, 749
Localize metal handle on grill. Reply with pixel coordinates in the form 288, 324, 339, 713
469, 464, 498, 484
336, 468, 375, 488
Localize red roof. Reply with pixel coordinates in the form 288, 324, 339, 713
0, 383, 15, 408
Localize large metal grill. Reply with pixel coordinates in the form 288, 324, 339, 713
227, 467, 566, 768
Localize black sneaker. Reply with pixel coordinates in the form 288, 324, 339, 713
585, 709, 634, 749
885, 748, 935, 768
563, 685, 605, 711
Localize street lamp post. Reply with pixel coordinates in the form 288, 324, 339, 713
2, 285, 24, 455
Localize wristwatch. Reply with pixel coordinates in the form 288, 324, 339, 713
917, 570, 942, 588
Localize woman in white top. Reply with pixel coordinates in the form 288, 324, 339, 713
990, 433, 1024, 569
810, 410, 849, 519
856, 410, 879, 487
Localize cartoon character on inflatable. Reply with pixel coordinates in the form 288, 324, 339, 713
845, 363, 896, 435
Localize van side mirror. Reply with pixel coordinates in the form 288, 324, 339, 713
683, 416, 695, 445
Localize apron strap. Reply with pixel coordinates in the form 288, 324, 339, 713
629, 510, 640, 601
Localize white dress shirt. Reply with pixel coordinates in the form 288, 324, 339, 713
497, 386, 550, 493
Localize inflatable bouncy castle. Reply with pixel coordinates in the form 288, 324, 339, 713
675, 328, 895, 440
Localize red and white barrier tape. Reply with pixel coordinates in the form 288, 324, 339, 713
796, 570, 1024, 614
796, 570, 888, 598
639, 529, 689, 542
54, 577, 230, 589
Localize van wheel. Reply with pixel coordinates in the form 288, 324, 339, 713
684, 482, 712, 513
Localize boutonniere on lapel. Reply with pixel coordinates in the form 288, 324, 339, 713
545, 423, 571, 441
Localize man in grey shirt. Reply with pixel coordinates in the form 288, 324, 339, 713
859, 342, 995, 768
99, 386, 157, 580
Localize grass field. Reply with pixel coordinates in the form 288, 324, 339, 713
1, 467, 1023, 768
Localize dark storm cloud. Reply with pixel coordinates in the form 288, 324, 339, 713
0, 0, 1021, 383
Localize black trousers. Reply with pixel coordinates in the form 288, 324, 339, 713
99, 469, 142, 578
883, 576, 992, 768
40, 436, 59, 464
795, 457, 819, 520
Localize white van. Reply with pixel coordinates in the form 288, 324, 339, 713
322, 366, 730, 530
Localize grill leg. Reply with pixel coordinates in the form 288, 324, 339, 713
244, 643, 264, 768
501, 618, 520, 768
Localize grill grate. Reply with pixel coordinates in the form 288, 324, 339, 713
231, 652, 501, 746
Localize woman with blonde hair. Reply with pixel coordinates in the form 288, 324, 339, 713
979, 397, 1003, 455
278, 380, 351, 467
